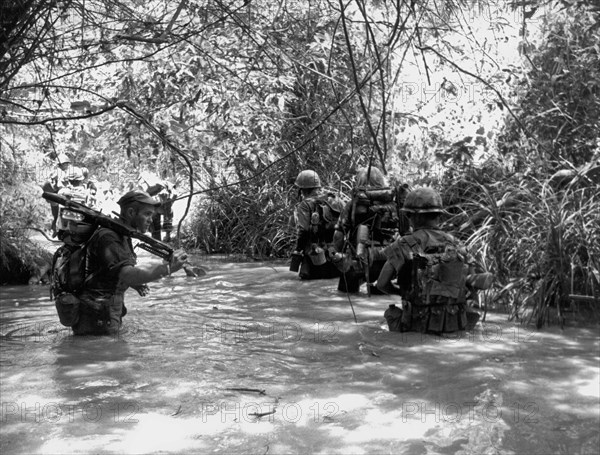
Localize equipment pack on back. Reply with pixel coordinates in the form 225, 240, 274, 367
309, 192, 343, 244
50, 226, 98, 327
43, 190, 176, 326
408, 238, 469, 333
350, 186, 403, 243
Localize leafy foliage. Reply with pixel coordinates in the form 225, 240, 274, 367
441, 155, 600, 327
498, 2, 600, 173
0, 146, 53, 284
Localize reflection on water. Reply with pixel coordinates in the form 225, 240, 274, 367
1, 258, 599, 454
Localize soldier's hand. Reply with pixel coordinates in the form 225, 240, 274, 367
133, 284, 150, 296
169, 249, 189, 273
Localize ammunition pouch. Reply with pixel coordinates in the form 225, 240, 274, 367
55, 293, 81, 327
384, 304, 404, 332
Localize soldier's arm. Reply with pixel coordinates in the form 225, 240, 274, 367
118, 250, 188, 287
376, 261, 401, 295
294, 201, 312, 252
332, 229, 344, 252
332, 202, 352, 252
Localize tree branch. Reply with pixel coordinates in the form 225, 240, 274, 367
338, 0, 385, 169
0, 103, 121, 125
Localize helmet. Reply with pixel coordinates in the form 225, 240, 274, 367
57, 153, 71, 165
402, 187, 444, 213
295, 170, 321, 189
67, 168, 84, 182
355, 166, 386, 188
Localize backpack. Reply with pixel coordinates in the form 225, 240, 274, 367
350, 187, 401, 243
51, 229, 98, 327
310, 193, 343, 242
408, 239, 469, 332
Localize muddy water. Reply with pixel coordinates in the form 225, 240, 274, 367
1, 257, 599, 455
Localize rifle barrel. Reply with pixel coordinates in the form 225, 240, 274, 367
42, 192, 67, 205
42, 191, 174, 261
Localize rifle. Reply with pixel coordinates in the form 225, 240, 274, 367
42, 192, 174, 261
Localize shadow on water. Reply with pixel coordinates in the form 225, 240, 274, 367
1, 257, 599, 454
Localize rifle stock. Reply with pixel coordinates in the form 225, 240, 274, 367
42, 192, 174, 261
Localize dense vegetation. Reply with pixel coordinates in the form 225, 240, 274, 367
1, 0, 598, 324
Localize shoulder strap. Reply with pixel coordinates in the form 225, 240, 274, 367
79, 227, 107, 288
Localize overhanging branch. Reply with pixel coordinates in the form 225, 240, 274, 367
0, 103, 121, 125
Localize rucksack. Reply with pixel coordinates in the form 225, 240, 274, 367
51, 229, 98, 326
410, 241, 469, 305
408, 240, 469, 332
310, 194, 343, 242
351, 187, 401, 243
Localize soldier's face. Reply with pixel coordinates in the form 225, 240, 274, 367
131, 205, 156, 233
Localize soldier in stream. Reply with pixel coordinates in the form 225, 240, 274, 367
42, 153, 73, 235
289, 170, 343, 280
52, 190, 189, 336
376, 187, 492, 334
330, 166, 410, 293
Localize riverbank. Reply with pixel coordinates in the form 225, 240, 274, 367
0, 229, 56, 286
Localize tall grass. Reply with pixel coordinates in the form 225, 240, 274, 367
443, 162, 600, 327
185, 178, 295, 258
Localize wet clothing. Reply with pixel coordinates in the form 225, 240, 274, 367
72, 228, 136, 335
381, 228, 475, 334
293, 192, 342, 280
333, 187, 406, 292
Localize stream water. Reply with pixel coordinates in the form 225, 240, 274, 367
1, 256, 599, 454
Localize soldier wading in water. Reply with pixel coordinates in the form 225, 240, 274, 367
376, 187, 485, 334
70, 191, 189, 335
290, 170, 343, 280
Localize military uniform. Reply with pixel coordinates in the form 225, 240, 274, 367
377, 186, 481, 334
294, 192, 342, 280
382, 228, 471, 333
44, 153, 73, 234
291, 170, 342, 280
332, 167, 408, 292
72, 228, 137, 335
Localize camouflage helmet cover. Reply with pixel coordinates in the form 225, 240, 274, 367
402, 186, 445, 213
295, 170, 322, 189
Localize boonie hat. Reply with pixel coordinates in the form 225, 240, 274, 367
117, 191, 160, 207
